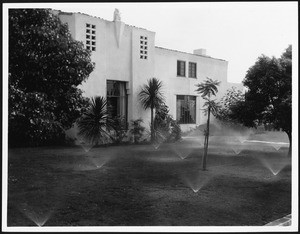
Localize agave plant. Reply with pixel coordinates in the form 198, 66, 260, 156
77, 96, 114, 145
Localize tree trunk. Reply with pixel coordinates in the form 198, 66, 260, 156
151, 108, 154, 143
286, 130, 291, 157
202, 107, 211, 170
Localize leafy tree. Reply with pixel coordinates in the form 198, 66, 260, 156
77, 96, 114, 145
195, 78, 221, 170
9, 9, 94, 146
138, 78, 165, 142
216, 87, 245, 125
217, 46, 292, 156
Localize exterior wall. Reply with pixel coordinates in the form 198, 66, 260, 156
57, 10, 241, 133
58, 11, 156, 131
154, 47, 229, 131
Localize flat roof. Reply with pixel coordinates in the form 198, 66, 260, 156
155, 46, 227, 62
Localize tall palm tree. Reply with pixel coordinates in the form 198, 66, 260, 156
139, 78, 164, 142
195, 77, 221, 170
77, 96, 114, 145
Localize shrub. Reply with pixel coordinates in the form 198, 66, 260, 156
129, 119, 145, 144
154, 103, 181, 143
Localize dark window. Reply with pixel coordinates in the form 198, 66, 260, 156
86, 35, 90, 39
176, 95, 196, 124
86, 23, 90, 28
86, 29, 90, 33
92, 25, 96, 29
189, 62, 197, 78
92, 36, 96, 40
86, 46, 90, 50
107, 80, 128, 125
177, 60, 186, 76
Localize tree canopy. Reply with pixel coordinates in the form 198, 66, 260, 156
9, 9, 94, 146
218, 45, 292, 155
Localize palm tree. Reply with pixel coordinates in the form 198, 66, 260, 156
77, 96, 114, 145
139, 78, 164, 142
195, 77, 221, 170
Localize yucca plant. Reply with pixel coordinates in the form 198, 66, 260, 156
139, 77, 164, 142
195, 77, 221, 170
77, 96, 114, 145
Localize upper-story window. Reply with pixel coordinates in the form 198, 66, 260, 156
177, 60, 186, 77
140, 36, 148, 59
189, 62, 197, 78
86, 23, 96, 51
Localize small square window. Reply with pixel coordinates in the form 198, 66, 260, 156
92, 25, 96, 29
140, 46, 143, 49
87, 46, 90, 50
92, 47, 96, 51
144, 51, 147, 54
144, 56, 147, 59
145, 37, 147, 40
140, 36, 144, 39
140, 41, 144, 44
92, 41, 96, 45
86, 23, 90, 28
92, 36, 96, 40
145, 46, 147, 50
145, 42, 147, 45
92, 30, 96, 34
86, 35, 90, 39
140, 55, 143, 59
86, 29, 90, 33
140, 50, 143, 54
86, 40, 90, 44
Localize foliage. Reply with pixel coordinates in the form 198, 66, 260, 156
138, 77, 165, 142
77, 96, 114, 145
9, 9, 94, 147
216, 87, 245, 124
154, 103, 182, 143
195, 77, 221, 170
129, 119, 145, 144
195, 77, 220, 98
112, 115, 128, 144
218, 45, 292, 156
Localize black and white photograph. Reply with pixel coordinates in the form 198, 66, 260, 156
2, 1, 298, 232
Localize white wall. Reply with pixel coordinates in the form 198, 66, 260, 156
154, 47, 229, 130
58, 11, 239, 134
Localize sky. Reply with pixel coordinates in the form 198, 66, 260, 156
4, 2, 298, 83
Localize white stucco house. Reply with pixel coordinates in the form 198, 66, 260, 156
53, 9, 243, 133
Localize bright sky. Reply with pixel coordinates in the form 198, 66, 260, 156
6, 2, 298, 83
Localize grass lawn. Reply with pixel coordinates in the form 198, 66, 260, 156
7, 131, 291, 226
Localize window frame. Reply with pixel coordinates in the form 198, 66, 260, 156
176, 95, 197, 124
188, 62, 197, 78
177, 60, 186, 77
